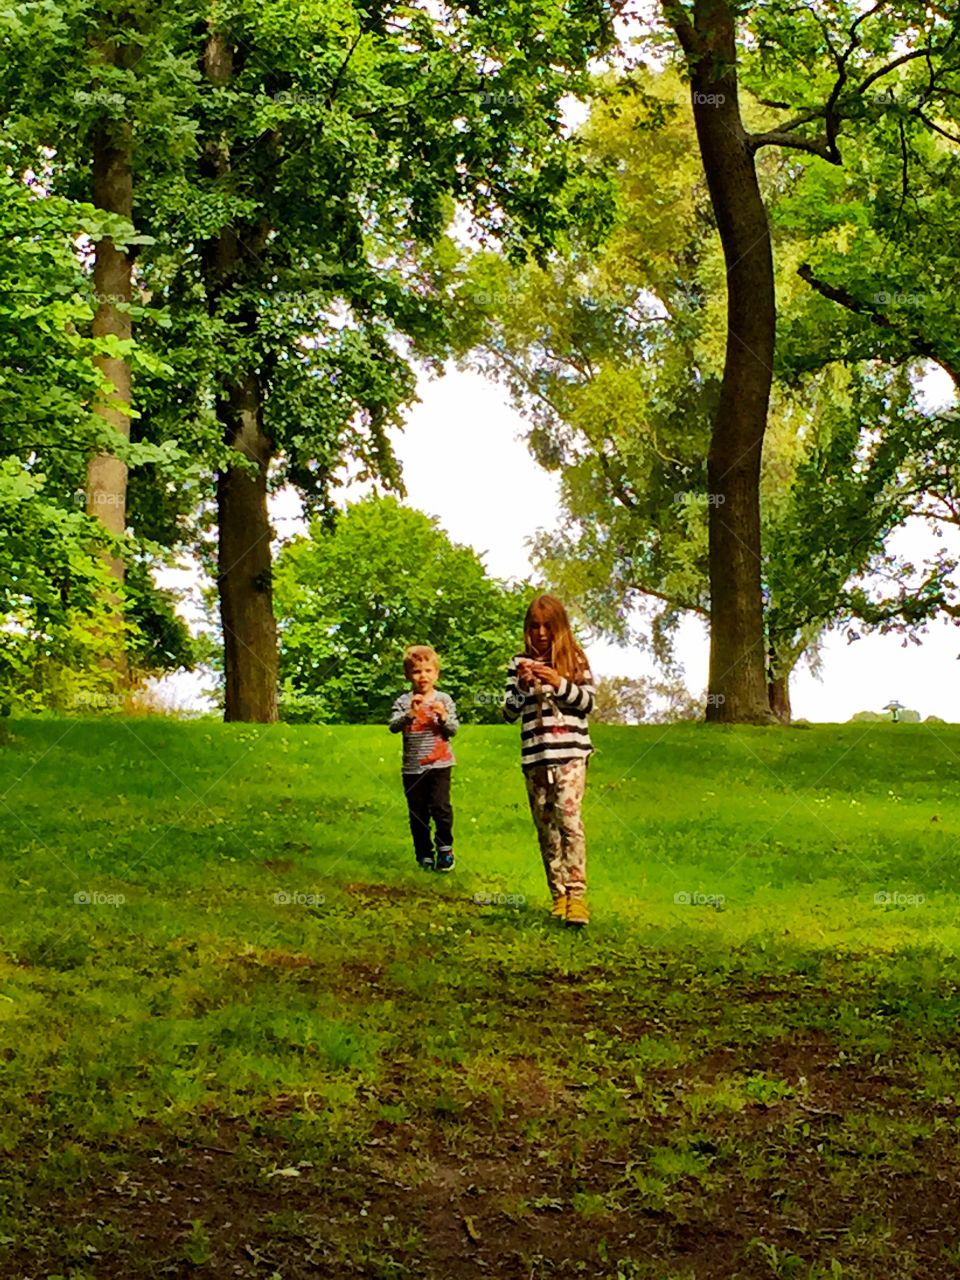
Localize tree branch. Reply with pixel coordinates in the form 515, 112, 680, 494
743, 89, 795, 110
629, 581, 710, 618
597, 453, 641, 509
659, 0, 698, 59
924, 490, 960, 526
913, 108, 960, 146
854, 46, 949, 98
746, 25, 958, 163
324, 31, 364, 110
796, 263, 960, 389
477, 343, 570, 425
748, 131, 837, 158
761, 109, 823, 134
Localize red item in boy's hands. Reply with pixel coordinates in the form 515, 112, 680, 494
406, 700, 453, 766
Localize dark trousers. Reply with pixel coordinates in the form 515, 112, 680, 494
402, 768, 454, 860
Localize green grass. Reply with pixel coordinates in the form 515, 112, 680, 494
2, 718, 960, 1278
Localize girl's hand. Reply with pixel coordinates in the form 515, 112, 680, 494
517, 659, 535, 689
529, 662, 561, 690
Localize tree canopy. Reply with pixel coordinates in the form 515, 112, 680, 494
2, 0, 959, 722
274, 496, 529, 725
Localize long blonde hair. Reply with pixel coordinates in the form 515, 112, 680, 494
523, 595, 589, 682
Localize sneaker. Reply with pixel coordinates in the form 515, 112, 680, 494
549, 894, 568, 921
565, 897, 590, 928
416, 855, 435, 872
435, 849, 455, 873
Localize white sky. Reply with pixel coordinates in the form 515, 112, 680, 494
160, 362, 960, 723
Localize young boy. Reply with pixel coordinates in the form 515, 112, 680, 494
389, 645, 459, 871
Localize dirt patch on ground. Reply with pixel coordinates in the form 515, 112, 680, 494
10, 1108, 960, 1279
262, 857, 296, 873
342, 882, 415, 900
9, 964, 960, 1278
337, 959, 393, 997
236, 946, 316, 969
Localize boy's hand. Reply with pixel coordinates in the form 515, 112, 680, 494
410, 694, 425, 718
430, 700, 447, 722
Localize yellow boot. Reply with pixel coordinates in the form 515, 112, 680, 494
565, 897, 590, 928
549, 893, 568, 921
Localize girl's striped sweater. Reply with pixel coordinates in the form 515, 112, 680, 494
502, 654, 595, 770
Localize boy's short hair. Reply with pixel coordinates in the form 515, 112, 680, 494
403, 644, 440, 676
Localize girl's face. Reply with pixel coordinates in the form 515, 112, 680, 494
527, 605, 552, 657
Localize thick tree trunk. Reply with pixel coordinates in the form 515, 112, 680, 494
84, 36, 135, 686
217, 375, 278, 723
87, 49, 133, 588
204, 28, 278, 723
678, 0, 777, 724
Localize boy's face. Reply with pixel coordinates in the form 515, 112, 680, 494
408, 659, 438, 695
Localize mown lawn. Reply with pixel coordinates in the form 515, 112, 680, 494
2, 717, 960, 1279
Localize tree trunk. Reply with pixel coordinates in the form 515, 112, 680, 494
767, 672, 791, 724
83, 35, 135, 685
217, 374, 278, 723
87, 44, 133, 588
204, 27, 278, 723
676, 0, 777, 724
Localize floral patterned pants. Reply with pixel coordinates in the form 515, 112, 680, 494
523, 758, 588, 900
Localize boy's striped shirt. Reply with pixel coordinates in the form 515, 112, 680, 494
502, 655, 594, 769
389, 691, 459, 773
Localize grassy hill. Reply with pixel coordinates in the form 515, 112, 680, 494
2, 719, 960, 1278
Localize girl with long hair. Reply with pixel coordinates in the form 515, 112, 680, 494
503, 595, 595, 926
